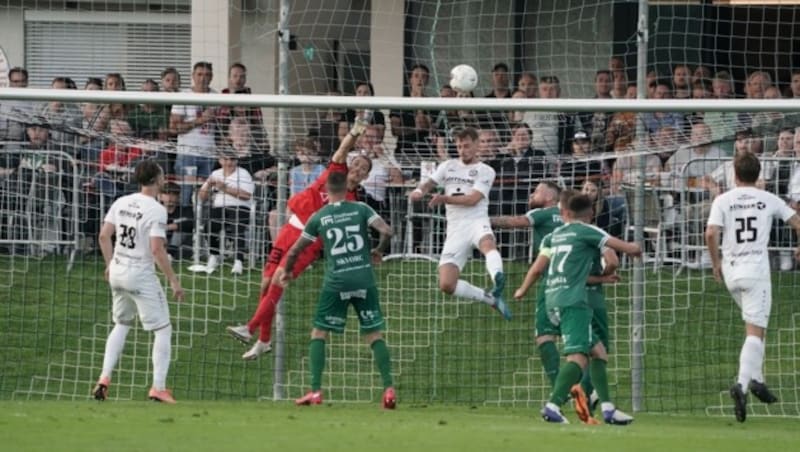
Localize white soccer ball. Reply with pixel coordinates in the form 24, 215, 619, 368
449, 64, 478, 94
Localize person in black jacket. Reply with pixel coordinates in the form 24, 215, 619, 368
159, 182, 194, 260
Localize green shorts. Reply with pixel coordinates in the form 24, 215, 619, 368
535, 292, 560, 337
551, 304, 595, 356
591, 305, 609, 352
313, 286, 385, 334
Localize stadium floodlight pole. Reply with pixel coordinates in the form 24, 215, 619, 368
631, 0, 649, 413
272, 0, 291, 402
1, 88, 800, 113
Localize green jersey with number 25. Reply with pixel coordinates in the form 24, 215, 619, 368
302, 201, 380, 291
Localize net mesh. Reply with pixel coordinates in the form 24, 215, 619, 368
0, 0, 799, 419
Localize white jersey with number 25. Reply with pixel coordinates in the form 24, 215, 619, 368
707, 186, 795, 280
104, 192, 168, 271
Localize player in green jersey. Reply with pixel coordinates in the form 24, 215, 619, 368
276, 172, 396, 409
514, 194, 641, 424
492, 182, 565, 386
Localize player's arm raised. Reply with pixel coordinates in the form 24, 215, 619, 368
331, 112, 371, 164
151, 236, 184, 301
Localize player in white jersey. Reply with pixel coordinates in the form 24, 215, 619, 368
92, 160, 185, 404
705, 153, 800, 422
408, 127, 511, 320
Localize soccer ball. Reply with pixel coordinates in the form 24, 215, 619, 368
449, 64, 478, 94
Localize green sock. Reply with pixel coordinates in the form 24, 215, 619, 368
371, 339, 393, 388
549, 361, 583, 406
309, 338, 326, 391
580, 365, 594, 400
589, 359, 610, 403
538, 341, 561, 387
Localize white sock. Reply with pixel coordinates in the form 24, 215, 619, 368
737, 335, 764, 388
100, 323, 131, 381
485, 249, 504, 280
600, 402, 616, 412
152, 324, 172, 391
454, 280, 494, 305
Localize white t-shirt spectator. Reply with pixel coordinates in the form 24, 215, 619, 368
171, 89, 217, 153
208, 166, 254, 209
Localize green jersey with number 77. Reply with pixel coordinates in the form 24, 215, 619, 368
540, 222, 609, 309
301, 201, 380, 291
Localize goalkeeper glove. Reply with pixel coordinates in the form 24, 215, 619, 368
349, 109, 373, 138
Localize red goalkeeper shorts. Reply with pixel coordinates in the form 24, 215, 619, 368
263, 223, 322, 279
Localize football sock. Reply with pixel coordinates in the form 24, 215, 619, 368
100, 323, 131, 381
589, 359, 610, 403
152, 325, 172, 391
454, 280, 494, 305
537, 341, 561, 387
309, 338, 326, 392
485, 250, 504, 279
549, 361, 583, 406
247, 283, 285, 342
738, 335, 764, 388
581, 364, 595, 402
370, 339, 394, 389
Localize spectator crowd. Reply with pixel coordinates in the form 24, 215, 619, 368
1, 59, 800, 269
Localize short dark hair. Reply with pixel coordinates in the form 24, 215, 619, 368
193, 61, 213, 72
355, 81, 375, 96
542, 181, 562, 200
143, 79, 159, 90
453, 126, 479, 142
8, 67, 28, 81
161, 67, 180, 79
326, 171, 348, 194
162, 182, 181, 195
229, 62, 247, 74
85, 77, 103, 89
511, 122, 533, 139
410, 63, 429, 74
568, 194, 594, 218
595, 69, 612, 79
133, 160, 163, 186
539, 75, 560, 85
560, 189, 576, 206
493, 62, 509, 72
734, 152, 760, 184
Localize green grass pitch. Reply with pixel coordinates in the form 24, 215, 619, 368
1, 254, 799, 451
1, 401, 798, 452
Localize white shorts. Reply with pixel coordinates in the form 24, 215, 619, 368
109, 264, 171, 331
725, 276, 771, 328
439, 219, 494, 270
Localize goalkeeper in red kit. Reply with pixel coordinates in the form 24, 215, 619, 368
225, 117, 374, 359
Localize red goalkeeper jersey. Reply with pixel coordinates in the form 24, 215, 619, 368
287, 161, 358, 224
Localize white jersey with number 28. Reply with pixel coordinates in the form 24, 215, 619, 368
707, 186, 795, 280
104, 192, 168, 271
